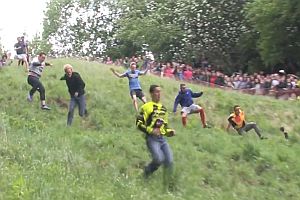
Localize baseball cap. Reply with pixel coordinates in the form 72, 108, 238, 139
279, 69, 286, 74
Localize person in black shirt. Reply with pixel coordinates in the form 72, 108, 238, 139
60, 64, 87, 126
14, 37, 28, 70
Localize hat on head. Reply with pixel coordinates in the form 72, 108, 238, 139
279, 69, 286, 74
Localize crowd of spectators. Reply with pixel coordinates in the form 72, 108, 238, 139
0, 52, 12, 68
105, 56, 300, 100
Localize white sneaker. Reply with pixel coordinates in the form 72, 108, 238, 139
27, 94, 33, 102
41, 105, 51, 110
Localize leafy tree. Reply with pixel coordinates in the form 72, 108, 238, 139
29, 33, 52, 55
115, 0, 249, 65
246, 0, 300, 72
43, 0, 117, 57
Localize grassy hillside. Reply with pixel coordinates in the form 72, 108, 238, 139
0, 58, 300, 200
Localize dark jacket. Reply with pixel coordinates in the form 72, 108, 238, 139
173, 89, 203, 112
60, 72, 85, 97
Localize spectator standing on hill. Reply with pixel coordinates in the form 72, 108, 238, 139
105, 56, 113, 65
173, 83, 210, 128
136, 85, 175, 183
60, 64, 88, 126
111, 62, 148, 112
214, 71, 225, 86
276, 71, 287, 90
14, 37, 29, 71
226, 105, 267, 139
209, 71, 218, 87
163, 62, 174, 78
183, 66, 193, 81
27, 52, 52, 110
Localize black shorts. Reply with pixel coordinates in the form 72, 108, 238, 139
130, 89, 144, 100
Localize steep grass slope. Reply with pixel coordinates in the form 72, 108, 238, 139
0, 58, 299, 200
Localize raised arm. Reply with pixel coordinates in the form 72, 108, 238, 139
110, 68, 126, 78
139, 67, 149, 75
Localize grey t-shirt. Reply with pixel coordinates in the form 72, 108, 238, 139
29, 57, 45, 77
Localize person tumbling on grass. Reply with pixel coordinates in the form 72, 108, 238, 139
173, 83, 211, 128
110, 62, 148, 113
136, 85, 175, 183
60, 64, 88, 126
27, 52, 52, 110
226, 105, 267, 139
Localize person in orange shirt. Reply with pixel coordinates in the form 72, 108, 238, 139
226, 105, 267, 139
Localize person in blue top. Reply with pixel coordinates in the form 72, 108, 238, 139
173, 83, 210, 128
111, 62, 149, 112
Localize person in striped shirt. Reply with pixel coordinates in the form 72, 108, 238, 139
27, 52, 52, 110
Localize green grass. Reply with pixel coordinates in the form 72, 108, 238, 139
0, 58, 300, 200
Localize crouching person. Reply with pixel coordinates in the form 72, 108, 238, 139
227, 105, 267, 140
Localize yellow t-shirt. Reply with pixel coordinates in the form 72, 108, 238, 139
136, 101, 173, 136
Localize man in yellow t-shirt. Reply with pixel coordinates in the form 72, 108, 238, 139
227, 105, 267, 139
136, 85, 175, 179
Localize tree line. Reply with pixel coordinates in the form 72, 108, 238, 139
32, 0, 300, 74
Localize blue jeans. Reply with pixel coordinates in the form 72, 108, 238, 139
144, 135, 173, 176
67, 95, 86, 126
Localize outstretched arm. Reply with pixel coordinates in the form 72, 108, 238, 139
60, 74, 66, 80
139, 67, 149, 75
110, 68, 125, 78
190, 89, 203, 98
